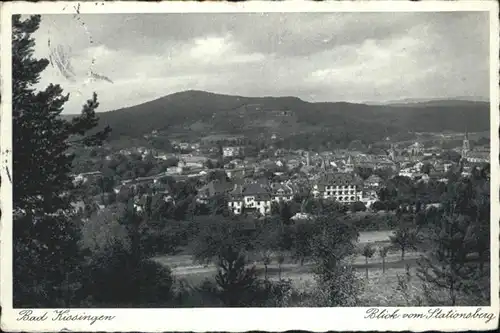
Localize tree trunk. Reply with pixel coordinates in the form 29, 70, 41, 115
401, 247, 405, 261
278, 263, 282, 280
365, 257, 369, 279
264, 264, 268, 281
382, 258, 385, 274
479, 252, 485, 273
450, 285, 456, 306
65, 271, 70, 307
300, 257, 304, 266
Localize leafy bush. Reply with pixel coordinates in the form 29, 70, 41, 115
349, 201, 367, 213
251, 279, 294, 307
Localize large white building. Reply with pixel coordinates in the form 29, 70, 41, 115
312, 172, 363, 204
223, 146, 244, 158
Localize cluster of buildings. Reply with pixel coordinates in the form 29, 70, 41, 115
73, 129, 490, 217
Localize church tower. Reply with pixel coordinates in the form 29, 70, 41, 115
461, 130, 470, 158
388, 144, 396, 161
320, 156, 327, 171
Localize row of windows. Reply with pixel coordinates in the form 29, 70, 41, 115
325, 185, 356, 190
325, 190, 357, 196
324, 195, 362, 202
273, 196, 293, 201
230, 207, 270, 215
229, 200, 270, 207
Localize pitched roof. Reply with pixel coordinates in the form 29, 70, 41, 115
198, 179, 233, 197
317, 172, 361, 186
365, 174, 383, 183
243, 182, 270, 196
271, 183, 294, 195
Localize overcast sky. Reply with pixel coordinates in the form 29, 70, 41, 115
32, 12, 490, 114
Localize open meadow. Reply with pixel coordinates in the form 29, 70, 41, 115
153, 229, 431, 306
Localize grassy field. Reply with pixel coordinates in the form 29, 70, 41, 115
153, 228, 488, 306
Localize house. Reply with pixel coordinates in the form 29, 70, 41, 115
223, 146, 244, 158
196, 179, 234, 204
113, 185, 125, 194
227, 184, 244, 215
287, 159, 301, 170
312, 172, 363, 204
291, 212, 313, 221
275, 160, 285, 168
343, 155, 355, 172
229, 158, 244, 167
73, 171, 102, 186
134, 194, 152, 213
271, 182, 295, 202
70, 200, 86, 214
398, 168, 422, 179
361, 193, 378, 209
181, 154, 209, 167
227, 181, 272, 216
226, 167, 253, 179
466, 151, 489, 164
408, 142, 423, 156
364, 174, 383, 188
443, 163, 454, 172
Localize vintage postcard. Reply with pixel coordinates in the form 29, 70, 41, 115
1, 0, 499, 331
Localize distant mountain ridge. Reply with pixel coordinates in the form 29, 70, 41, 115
367, 96, 489, 107
84, 90, 490, 145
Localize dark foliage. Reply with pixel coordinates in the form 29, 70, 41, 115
12, 15, 109, 307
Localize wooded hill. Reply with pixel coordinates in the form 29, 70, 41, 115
86, 90, 490, 145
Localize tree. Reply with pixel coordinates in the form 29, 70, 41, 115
378, 246, 390, 274
192, 218, 254, 265
291, 221, 315, 265
79, 204, 129, 255
421, 162, 432, 175
390, 224, 419, 261
354, 166, 373, 180
361, 244, 375, 279
349, 201, 366, 213
260, 250, 272, 280
207, 170, 228, 182
214, 245, 258, 307
371, 201, 386, 212
417, 175, 490, 306
12, 15, 110, 307
310, 216, 361, 306
84, 241, 175, 307
416, 213, 480, 306
277, 253, 285, 280
204, 159, 215, 169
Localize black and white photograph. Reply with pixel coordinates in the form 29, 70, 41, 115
1, 1, 499, 332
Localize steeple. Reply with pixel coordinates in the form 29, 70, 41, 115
462, 128, 470, 158
320, 156, 327, 171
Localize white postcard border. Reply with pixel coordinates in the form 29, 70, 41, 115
1, 1, 499, 332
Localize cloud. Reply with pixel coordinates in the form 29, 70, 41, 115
31, 11, 490, 113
